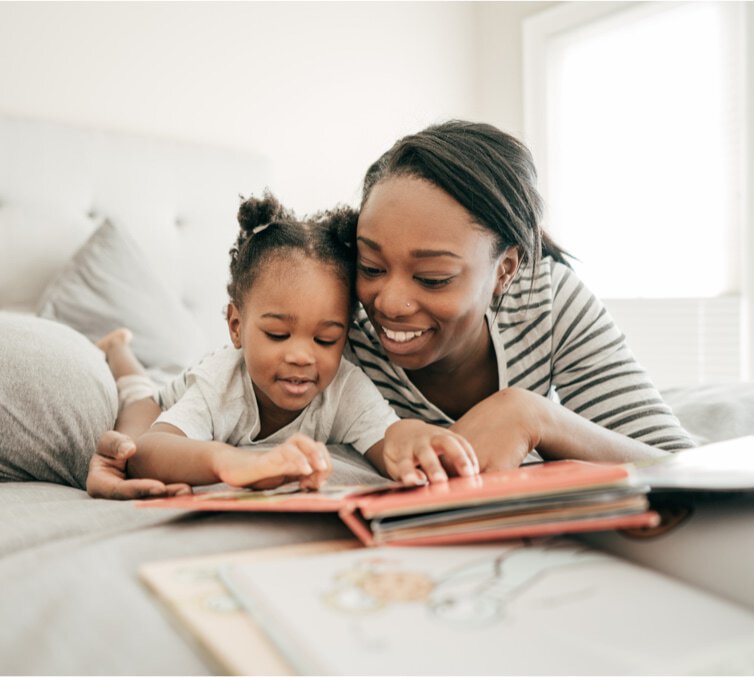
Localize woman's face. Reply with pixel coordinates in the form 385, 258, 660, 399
356, 176, 508, 372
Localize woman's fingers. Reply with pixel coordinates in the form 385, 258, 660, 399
96, 430, 137, 461
87, 455, 169, 499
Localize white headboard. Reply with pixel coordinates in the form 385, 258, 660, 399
0, 115, 270, 348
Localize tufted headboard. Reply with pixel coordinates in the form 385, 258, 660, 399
0, 114, 270, 348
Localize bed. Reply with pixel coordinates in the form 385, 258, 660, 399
1, 114, 753, 675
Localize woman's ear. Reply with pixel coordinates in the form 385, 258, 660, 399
226, 303, 243, 349
494, 246, 522, 296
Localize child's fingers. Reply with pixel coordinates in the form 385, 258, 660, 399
268, 443, 315, 476
414, 443, 449, 483
287, 433, 331, 472
165, 483, 193, 497
392, 455, 426, 486
431, 433, 478, 477
224, 445, 314, 488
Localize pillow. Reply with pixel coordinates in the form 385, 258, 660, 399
0, 313, 118, 488
662, 383, 754, 445
37, 220, 208, 373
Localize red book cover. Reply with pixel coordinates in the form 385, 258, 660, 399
139, 460, 659, 546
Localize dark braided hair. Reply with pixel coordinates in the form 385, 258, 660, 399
227, 191, 359, 315
361, 120, 570, 275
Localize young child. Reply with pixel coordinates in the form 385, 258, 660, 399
96, 193, 478, 493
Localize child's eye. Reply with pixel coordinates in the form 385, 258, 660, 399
357, 262, 384, 278
264, 332, 289, 341
314, 338, 339, 347
415, 276, 455, 289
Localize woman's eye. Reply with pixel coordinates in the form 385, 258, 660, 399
415, 276, 454, 289
264, 332, 289, 341
357, 262, 384, 277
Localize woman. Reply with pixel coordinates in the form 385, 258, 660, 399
88, 121, 693, 498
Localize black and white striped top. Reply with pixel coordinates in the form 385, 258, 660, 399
345, 257, 695, 452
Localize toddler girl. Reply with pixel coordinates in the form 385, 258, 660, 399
96, 193, 477, 493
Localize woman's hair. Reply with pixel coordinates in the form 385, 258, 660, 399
361, 120, 569, 273
227, 191, 359, 314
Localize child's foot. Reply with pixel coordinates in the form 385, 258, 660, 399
96, 328, 133, 353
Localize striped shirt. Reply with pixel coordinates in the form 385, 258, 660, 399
345, 257, 694, 452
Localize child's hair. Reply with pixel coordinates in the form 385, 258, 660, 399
227, 191, 359, 314
360, 120, 570, 274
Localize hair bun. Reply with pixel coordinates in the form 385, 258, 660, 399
237, 190, 291, 235
315, 204, 359, 248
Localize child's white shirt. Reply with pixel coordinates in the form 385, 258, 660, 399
154, 345, 399, 453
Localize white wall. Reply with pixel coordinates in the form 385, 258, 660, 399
474, 1, 557, 137
0, 1, 489, 214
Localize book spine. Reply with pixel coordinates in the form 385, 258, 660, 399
338, 503, 374, 547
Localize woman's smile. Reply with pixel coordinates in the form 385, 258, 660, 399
378, 323, 435, 355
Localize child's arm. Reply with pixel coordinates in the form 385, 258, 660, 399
366, 419, 479, 486
87, 397, 182, 499
131, 424, 332, 490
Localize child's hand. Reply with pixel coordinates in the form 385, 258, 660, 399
381, 420, 479, 485
213, 433, 332, 491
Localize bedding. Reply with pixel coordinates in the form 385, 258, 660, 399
37, 219, 209, 373
0, 313, 117, 488
2, 114, 753, 675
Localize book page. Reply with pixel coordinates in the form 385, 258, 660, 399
139, 540, 359, 675
222, 539, 754, 675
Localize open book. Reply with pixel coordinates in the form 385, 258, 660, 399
140, 538, 754, 676
139, 459, 660, 545
139, 439, 754, 674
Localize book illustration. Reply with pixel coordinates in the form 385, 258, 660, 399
192, 479, 399, 502
321, 540, 605, 626
220, 539, 754, 675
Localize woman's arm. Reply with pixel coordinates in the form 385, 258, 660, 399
451, 387, 669, 472
547, 262, 694, 451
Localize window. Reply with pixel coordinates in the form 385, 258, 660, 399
524, 1, 748, 388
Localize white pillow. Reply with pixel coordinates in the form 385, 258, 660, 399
37, 220, 208, 372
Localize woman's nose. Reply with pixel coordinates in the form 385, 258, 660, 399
373, 278, 414, 318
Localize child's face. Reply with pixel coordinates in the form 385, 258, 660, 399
227, 254, 350, 417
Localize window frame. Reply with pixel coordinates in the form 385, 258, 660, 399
522, 0, 753, 385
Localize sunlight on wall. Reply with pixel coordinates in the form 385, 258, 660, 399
544, 2, 740, 298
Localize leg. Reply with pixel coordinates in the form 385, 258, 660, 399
96, 328, 145, 380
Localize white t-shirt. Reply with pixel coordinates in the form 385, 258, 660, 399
155, 346, 399, 453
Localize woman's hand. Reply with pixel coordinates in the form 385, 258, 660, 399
213, 433, 333, 491
451, 387, 669, 470
372, 420, 478, 485
86, 430, 192, 500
